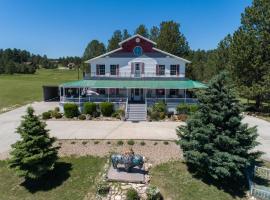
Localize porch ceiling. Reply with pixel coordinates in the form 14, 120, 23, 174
60, 79, 207, 89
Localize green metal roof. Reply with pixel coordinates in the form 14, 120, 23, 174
60, 79, 207, 89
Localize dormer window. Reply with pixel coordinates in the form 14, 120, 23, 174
133, 46, 143, 56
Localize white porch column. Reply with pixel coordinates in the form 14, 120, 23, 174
165, 89, 166, 103
107, 88, 110, 102
126, 88, 128, 100
78, 88, 81, 105
184, 89, 186, 103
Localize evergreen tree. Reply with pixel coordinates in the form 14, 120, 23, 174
178, 72, 261, 181
107, 30, 122, 51
9, 107, 58, 179
83, 40, 106, 60
135, 24, 149, 38
150, 26, 160, 42
122, 29, 131, 40
230, 0, 270, 108
157, 21, 190, 57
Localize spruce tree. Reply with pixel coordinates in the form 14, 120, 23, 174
178, 72, 261, 181
9, 107, 58, 179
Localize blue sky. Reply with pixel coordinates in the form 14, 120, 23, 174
0, 0, 252, 58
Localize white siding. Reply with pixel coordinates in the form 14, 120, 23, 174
86, 56, 186, 78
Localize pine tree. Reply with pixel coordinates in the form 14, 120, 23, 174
135, 24, 149, 38
178, 72, 261, 181
107, 30, 122, 51
9, 107, 58, 179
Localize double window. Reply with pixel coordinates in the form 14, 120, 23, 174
96, 64, 105, 75
156, 65, 165, 76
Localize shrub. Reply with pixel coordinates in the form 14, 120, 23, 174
127, 140, 135, 145
106, 141, 111, 145
96, 182, 110, 196
71, 141, 76, 144
146, 185, 162, 200
163, 141, 169, 145
140, 141, 146, 146
42, 111, 51, 120
152, 101, 166, 113
126, 188, 140, 200
117, 140, 124, 146
176, 103, 199, 115
54, 112, 62, 119
154, 142, 158, 145
100, 102, 114, 117
177, 114, 188, 122
54, 107, 60, 112
82, 141, 88, 145
149, 111, 160, 121
64, 103, 79, 118
176, 103, 190, 114
83, 102, 97, 115
78, 114, 86, 120
112, 109, 125, 119
94, 141, 99, 144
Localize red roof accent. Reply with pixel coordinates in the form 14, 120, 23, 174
120, 37, 154, 53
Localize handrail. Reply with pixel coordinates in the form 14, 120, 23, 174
125, 98, 128, 120
85, 72, 185, 78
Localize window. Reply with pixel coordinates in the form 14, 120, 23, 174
170, 89, 178, 96
97, 64, 105, 75
156, 89, 165, 96
170, 65, 177, 75
133, 46, 143, 56
110, 65, 117, 75
156, 65, 165, 76
96, 88, 106, 95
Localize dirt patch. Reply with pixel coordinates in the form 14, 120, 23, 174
57, 139, 182, 166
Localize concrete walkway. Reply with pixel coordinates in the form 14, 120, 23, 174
0, 102, 270, 161
47, 120, 180, 140
243, 116, 270, 161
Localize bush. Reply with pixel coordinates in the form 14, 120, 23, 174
126, 188, 140, 200
149, 101, 167, 121
96, 182, 110, 196
146, 185, 162, 200
78, 114, 86, 120
94, 141, 99, 144
64, 103, 79, 118
83, 102, 97, 115
127, 140, 135, 145
106, 141, 111, 144
163, 141, 169, 145
176, 103, 198, 115
176, 103, 190, 114
82, 141, 88, 145
54, 112, 62, 119
117, 140, 124, 146
54, 107, 60, 112
100, 102, 114, 117
152, 101, 166, 113
140, 141, 146, 146
42, 111, 51, 120
112, 109, 125, 119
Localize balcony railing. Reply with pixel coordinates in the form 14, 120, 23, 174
84, 72, 185, 79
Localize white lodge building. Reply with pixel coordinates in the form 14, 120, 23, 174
59, 34, 206, 121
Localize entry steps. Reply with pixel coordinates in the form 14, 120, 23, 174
126, 103, 147, 121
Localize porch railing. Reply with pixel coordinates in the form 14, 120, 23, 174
146, 98, 198, 106
60, 96, 127, 103
84, 72, 185, 79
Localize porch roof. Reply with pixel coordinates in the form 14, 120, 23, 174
60, 79, 207, 89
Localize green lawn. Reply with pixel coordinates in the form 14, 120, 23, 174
0, 156, 105, 200
0, 69, 78, 111
150, 161, 245, 200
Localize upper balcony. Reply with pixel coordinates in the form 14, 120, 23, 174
84, 72, 186, 80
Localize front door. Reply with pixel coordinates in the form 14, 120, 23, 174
134, 63, 141, 78
131, 89, 143, 102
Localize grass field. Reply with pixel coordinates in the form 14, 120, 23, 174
0, 156, 105, 200
0, 69, 78, 111
150, 161, 245, 200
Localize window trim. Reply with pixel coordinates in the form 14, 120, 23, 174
97, 64, 105, 76
110, 64, 117, 76
170, 65, 177, 76
156, 65, 165, 76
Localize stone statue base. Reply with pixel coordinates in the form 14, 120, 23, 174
106, 164, 147, 183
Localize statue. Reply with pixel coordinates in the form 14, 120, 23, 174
111, 148, 144, 172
